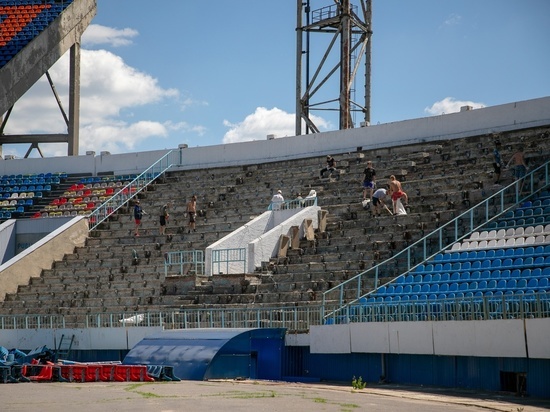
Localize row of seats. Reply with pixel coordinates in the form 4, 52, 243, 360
34, 210, 90, 219
487, 216, 550, 229
1, 192, 42, 200
0, 198, 33, 207
468, 224, 550, 241
0, 184, 51, 193
390, 275, 549, 293
77, 174, 138, 185
453, 235, 550, 251
400, 267, 550, 285
1, 172, 66, 180
414, 256, 550, 274
437, 245, 550, 262
338, 293, 550, 324
0, 177, 60, 186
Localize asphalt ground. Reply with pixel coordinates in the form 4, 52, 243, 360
1, 380, 549, 412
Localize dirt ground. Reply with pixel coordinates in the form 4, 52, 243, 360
1, 379, 549, 412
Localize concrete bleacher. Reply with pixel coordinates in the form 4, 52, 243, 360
1, 125, 549, 326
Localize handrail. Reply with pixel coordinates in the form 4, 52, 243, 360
322, 161, 550, 319
164, 250, 204, 277
87, 150, 181, 231
1, 290, 549, 331
268, 197, 317, 211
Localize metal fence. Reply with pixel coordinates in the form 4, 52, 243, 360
1, 293, 549, 332
211, 248, 247, 275
164, 250, 204, 276
325, 291, 550, 324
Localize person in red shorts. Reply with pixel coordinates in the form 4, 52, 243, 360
389, 175, 408, 215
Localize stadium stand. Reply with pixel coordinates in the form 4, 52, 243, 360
1, 0, 550, 399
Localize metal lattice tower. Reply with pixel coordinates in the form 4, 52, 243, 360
296, 0, 372, 136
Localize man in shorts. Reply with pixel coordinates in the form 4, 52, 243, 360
389, 175, 408, 214
362, 160, 376, 200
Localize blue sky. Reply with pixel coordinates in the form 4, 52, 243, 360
5, 0, 550, 157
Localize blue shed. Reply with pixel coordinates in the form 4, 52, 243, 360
123, 328, 286, 381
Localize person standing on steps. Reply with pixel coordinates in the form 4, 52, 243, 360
186, 194, 197, 233
389, 175, 408, 215
362, 160, 376, 201
133, 199, 146, 236
159, 202, 170, 235
270, 189, 285, 210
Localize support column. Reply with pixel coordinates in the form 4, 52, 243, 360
68, 42, 81, 156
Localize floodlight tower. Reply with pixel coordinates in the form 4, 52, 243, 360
296, 0, 372, 135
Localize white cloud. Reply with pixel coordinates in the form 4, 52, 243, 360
424, 97, 485, 116
4, 48, 182, 156
222, 107, 330, 144
82, 24, 139, 47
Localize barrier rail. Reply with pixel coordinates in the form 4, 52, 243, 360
164, 250, 204, 276
322, 161, 550, 319
267, 197, 317, 211
1, 292, 549, 332
88, 150, 180, 231
325, 291, 550, 324
211, 248, 246, 275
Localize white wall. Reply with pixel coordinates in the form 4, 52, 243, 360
309, 317, 550, 359
205, 206, 320, 275
2, 96, 548, 177
0, 327, 162, 351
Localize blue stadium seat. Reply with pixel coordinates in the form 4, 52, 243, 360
500, 269, 511, 278
439, 283, 449, 293
496, 280, 507, 290
539, 277, 549, 290
431, 273, 441, 283
480, 270, 491, 280
478, 280, 488, 290
440, 273, 450, 282
526, 278, 538, 289
510, 269, 522, 278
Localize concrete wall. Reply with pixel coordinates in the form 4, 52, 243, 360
1, 96, 548, 177
0, 216, 88, 301
0, 326, 162, 352
309, 317, 550, 359
205, 206, 320, 275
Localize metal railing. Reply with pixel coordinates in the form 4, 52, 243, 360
164, 250, 204, 276
322, 161, 550, 319
1, 292, 549, 331
87, 150, 180, 230
325, 291, 550, 324
211, 248, 246, 275
267, 197, 317, 211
